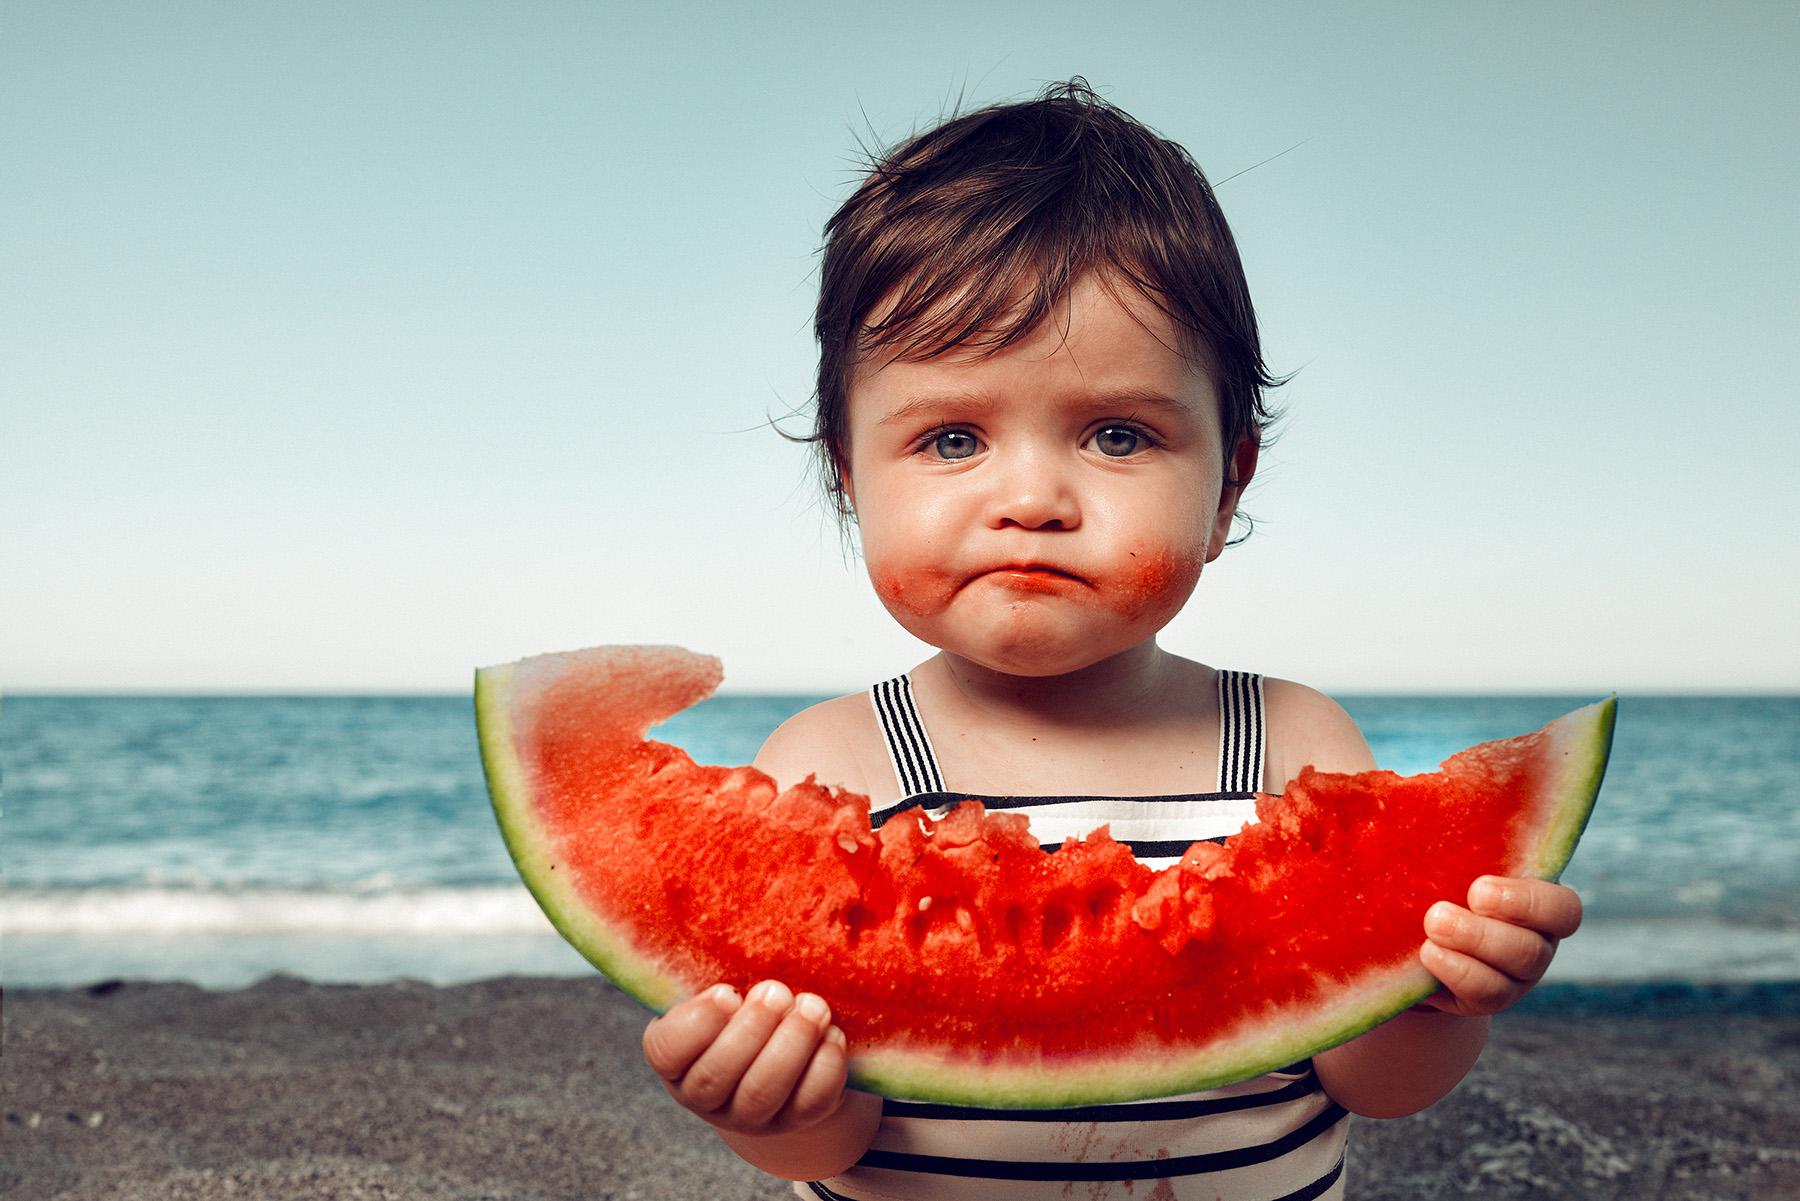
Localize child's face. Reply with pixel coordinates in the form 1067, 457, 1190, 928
843, 272, 1252, 678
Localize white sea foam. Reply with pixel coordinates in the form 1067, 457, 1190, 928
1544, 917, 1800, 983
4, 885, 552, 936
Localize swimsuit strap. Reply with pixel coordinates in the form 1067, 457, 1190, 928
871, 669, 1268, 800
1216, 669, 1267, 794
869, 675, 946, 799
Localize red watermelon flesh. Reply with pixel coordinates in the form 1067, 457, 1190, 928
475, 645, 1613, 1107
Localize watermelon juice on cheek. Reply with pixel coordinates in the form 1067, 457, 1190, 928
1109, 544, 1203, 622
870, 565, 959, 617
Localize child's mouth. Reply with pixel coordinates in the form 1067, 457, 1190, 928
979, 565, 1088, 593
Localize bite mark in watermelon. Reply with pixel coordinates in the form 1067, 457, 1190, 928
475, 645, 1614, 1108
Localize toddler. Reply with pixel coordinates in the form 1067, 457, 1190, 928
640, 80, 1582, 1201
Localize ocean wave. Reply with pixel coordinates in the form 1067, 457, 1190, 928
1519, 980, 1800, 1017
4, 885, 553, 936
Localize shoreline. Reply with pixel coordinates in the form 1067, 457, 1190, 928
6, 976, 1797, 1200
18, 975, 1800, 1011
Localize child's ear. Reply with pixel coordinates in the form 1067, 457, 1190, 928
1207, 434, 1260, 558
1227, 433, 1260, 495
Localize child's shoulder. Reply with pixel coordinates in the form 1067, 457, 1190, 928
752, 690, 896, 804
1259, 675, 1377, 787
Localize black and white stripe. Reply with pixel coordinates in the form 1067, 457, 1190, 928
808, 1147, 1345, 1200
869, 675, 945, 798
799, 1072, 1348, 1199
869, 791, 1255, 869
865, 669, 1267, 870
872, 669, 1264, 805
857, 1101, 1347, 1180
1216, 669, 1266, 794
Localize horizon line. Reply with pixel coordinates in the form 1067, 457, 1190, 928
6, 685, 1797, 700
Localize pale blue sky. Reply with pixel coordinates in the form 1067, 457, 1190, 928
6, 1, 1797, 693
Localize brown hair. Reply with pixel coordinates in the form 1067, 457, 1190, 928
808, 79, 1281, 538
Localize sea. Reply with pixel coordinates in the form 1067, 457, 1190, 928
4, 693, 1797, 992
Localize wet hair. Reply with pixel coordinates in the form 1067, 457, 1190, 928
806, 78, 1282, 539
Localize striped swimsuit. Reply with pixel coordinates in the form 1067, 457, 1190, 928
800, 670, 1349, 1201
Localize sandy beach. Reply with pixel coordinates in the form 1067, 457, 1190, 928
5, 976, 1796, 1200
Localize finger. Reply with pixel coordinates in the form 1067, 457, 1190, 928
779, 1024, 851, 1129
1425, 902, 1556, 984
643, 984, 742, 1080
673, 979, 796, 1113
1469, 876, 1583, 940
725, 992, 833, 1127
1419, 940, 1523, 1016
1410, 988, 1459, 1015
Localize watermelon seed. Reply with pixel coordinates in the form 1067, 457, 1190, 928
842, 904, 880, 947
1088, 884, 1123, 921
917, 896, 933, 912
1003, 905, 1028, 946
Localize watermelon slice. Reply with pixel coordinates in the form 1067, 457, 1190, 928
475, 645, 1613, 1108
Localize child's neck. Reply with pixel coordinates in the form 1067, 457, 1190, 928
926, 640, 1179, 731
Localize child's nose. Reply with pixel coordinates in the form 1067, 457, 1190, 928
985, 457, 1081, 531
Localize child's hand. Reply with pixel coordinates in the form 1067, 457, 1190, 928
642, 979, 850, 1137
1416, 876, 1583, 1017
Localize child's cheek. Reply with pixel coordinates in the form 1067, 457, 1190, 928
871, 565, 959, 616
1105, 544, 1203, 621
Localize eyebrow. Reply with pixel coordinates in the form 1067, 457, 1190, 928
876, 387, 1192, 426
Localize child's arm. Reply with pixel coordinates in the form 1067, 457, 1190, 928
1266, 681, 1585, 1119
642, 981, 882, 1180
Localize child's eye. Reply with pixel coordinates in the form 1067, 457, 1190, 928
1089, 425, 1150, 457
924, 429, 981, 461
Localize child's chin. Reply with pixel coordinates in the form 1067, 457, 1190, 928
893, 601, 1170, 678
953, 630, 1146, 680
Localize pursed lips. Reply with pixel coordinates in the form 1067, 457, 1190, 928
969, 564, 1090, 591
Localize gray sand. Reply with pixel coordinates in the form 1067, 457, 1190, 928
4, 976, 1796, 1200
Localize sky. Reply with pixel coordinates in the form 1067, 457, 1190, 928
5, 1, 1797, 694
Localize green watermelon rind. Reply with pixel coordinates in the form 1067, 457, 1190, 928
1528, 695, 1617, 884
475, 661, 686, 1013
478, 653, 1616, 1109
